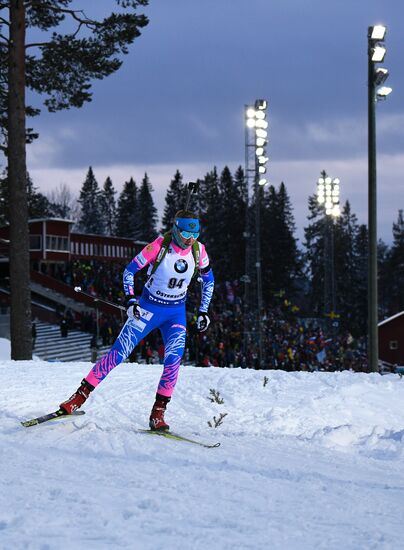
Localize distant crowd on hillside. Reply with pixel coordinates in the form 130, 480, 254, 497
47, 260, 368, 372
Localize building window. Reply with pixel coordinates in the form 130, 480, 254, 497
389, 341, 398, 350
29, 235, 41, 250
45, 235, 68, 251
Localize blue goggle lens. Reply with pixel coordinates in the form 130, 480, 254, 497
180, 229, 199, 239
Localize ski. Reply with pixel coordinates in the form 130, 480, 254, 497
137, 429, 220, 448
21, 409, 86, 428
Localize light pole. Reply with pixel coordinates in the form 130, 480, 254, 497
367, 24, 392, 372
317, 170, 340, 330
244, 100, 268, 368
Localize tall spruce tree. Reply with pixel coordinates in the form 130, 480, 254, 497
77, 167, 103, 234
2, 1, 149, 359
213, 166, 245, 282
115, 177, 140, 239
304, 194, 327, 317
27, 173, 51, 219
137, 173, 157, 241
100, 177, 117, 236
333, 201, 360, 332
262, 182, 300, 301
161, 170, 187, 232
386, 210, 404, 314
199, 167, 221, 270
353, 224, 369, 335
0, 171, 51, 223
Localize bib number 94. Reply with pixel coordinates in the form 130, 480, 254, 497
168, 278, 185, 289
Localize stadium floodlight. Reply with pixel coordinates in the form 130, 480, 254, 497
258, 178, 267, 186
256, 147, 264, 156
254, 99, 267, 110
367, 24, 391, 372
246, 108, 256, 118
371, 45, 386, 62
256, 137, 267, 147
255, 110, 266, 120
376, 86, 392, 100
317, 171, 340, 217
255, 129, 267, 139
374, 68, 389, 85
369, 25, 386, 41
258, 166, 266, 174
255, 119, 268, 129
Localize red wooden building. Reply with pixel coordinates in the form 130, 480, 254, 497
0, 218, 145, 270
378, 312, 404, 366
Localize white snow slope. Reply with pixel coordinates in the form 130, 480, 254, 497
1, 360, 404, 550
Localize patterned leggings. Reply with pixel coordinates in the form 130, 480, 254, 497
85, 301, 187, 398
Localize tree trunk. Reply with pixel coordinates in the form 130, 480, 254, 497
8, 0, 32, 359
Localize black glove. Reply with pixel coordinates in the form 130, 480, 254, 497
126, 296, 141, 320
196, 311, 210, 332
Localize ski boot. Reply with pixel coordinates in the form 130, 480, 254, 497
59, 378, 94, 414
149, 394, 171, 431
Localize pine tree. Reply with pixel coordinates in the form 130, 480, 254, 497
262, 182, 301, 301
27, 173, 52, 219
77, 167, 103, 234
115, 177, 140, 239
217, 166, 247, 281
3, 1, 149, 359
333, 201, 360, 332
137, 173, 158, 241
352, 224, 368, 335
199, 167, 221, 269
161, 170, 187, 232
0, 171, 51, 223
303, 194, 326, 317
100, 177, 117, 236
386, 210, 404, 314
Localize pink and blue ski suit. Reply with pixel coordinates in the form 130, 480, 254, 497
84, 236, 214, 397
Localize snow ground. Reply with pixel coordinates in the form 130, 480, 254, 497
1, 359, 404, 550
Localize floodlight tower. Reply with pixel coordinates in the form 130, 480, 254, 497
317, 171, 341, 329
367, 24, 391, 372
244, 100, 268, 368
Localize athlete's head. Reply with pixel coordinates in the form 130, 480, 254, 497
172, 210, 200, 249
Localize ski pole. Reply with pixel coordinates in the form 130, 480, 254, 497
74, 286, 126, 311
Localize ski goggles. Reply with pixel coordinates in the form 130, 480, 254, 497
179, 229, 199, 239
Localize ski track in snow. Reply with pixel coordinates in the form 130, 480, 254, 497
1, 361, 404, 550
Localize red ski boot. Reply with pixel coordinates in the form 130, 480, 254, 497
60, 379, 94, 414
149, 394, 171, 431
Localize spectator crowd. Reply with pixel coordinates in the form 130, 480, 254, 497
45, 260, 368, 372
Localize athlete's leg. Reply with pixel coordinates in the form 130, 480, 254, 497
60, 310, 160, 413
156, 309, 187, 398
85, 313, 158, 387
149, 309, 187, 430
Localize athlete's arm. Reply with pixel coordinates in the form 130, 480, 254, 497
123, 237, 163, 295
199, 266, 214, 312
198, 243, 214, 312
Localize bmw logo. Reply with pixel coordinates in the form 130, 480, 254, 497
174, 259, 188, 273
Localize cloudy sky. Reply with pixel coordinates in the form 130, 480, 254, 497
21, 0, 404, 243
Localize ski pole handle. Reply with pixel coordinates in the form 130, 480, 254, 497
74, 286, 126, 311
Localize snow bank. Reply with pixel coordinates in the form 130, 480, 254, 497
0, 337, 10, 360
1, 361, 404, 549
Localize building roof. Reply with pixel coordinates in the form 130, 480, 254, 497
378, 311, 404, 328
